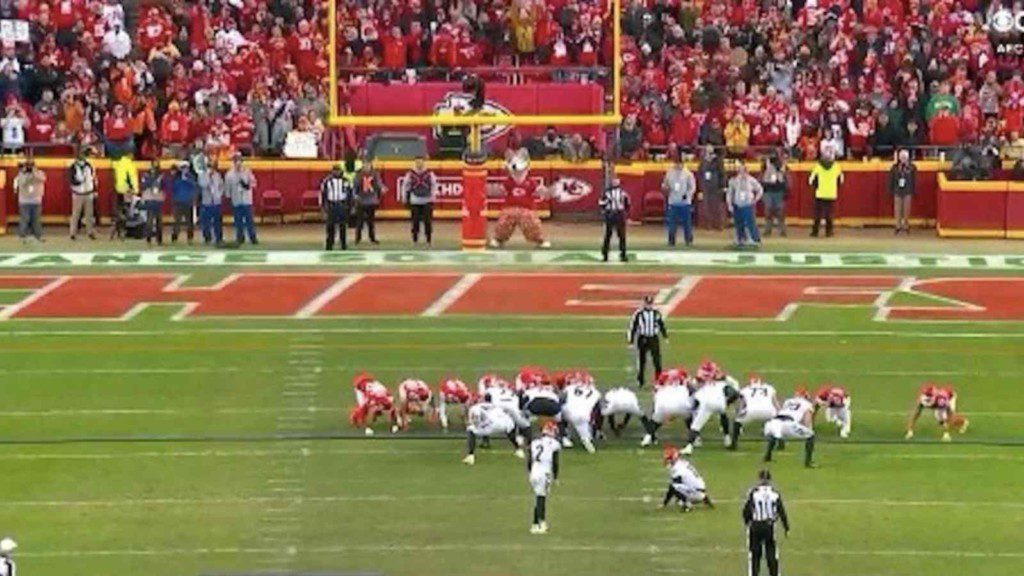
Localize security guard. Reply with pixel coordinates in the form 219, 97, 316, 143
599, 177, 630, 262
321, 163, 353, 250
627, 295, 668, 388
742, 469, 790, 576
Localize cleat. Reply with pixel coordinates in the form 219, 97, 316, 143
941, 432, 952, 442
723, 435, 733, 448
679, 444, 694, 455
462, 454, 475, 465
561, 437, 573, 449
539, 241, 551, 249
391, 425, 400, 434
805, 461, 818, 469
488, 238, 502, 248
959, 419, 970, 434
364, 427, 374, 437
529, 524, 541, 534
513, 449, 525, 459
582, 439, 596, 454
640, 434, 654, 447
840, 428, 850, 439
538, 521, 548, 533
693, 437, 703, 448
904, 429, 914, 440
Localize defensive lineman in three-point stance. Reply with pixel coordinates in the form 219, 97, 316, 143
527, 422, 562, 534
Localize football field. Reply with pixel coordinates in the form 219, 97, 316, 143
0, 251, 1022, 576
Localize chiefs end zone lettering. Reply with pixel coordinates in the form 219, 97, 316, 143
1, 274, 1023, 322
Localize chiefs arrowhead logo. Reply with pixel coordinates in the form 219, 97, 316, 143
433, 92, 513, 143
548, 177, 593, 204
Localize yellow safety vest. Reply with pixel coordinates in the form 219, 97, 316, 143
112, 156, 139, 195
809, 163, 842, 200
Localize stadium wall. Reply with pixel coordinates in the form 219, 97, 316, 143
2, 157, 1021, 234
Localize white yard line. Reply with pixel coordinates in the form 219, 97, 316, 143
0, 276, 69, 320
2, 494, 1020, 509
0, 326, 1023, 338
294, 274, 364, 318
420, 273, 482, 317
13, 543, 1024, 559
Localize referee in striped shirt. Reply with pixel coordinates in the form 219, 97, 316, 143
627, 295, 667, 387
321, 164, 353, 250
742, 469, 790, 576
600, 178, 631, 262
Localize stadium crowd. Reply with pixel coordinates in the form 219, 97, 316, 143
1, 0, 1023, 164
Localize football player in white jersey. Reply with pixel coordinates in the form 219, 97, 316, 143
641, 368, 694, 447
527, 422, 562, 534
763, 388, 817, 468
680, 361, 741, 454
522, 377, 563, 421
599, 386, 643, 437
561, 370, 602, 453
660, 446, 714, 511
729, 375, 781, 449
478, 374, 532, 445
462, 394, 524, 465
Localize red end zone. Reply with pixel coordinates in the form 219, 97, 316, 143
0, 273, 1023, 322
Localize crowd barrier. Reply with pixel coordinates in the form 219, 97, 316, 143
3, 157, 1019, 238
937, 172, 1024, 239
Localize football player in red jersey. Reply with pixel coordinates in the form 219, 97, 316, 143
395, 378, 433, 432
350, 373, 396, 436
906, 384, 969, 441
437, 377, 473, 431
814, 384, 852, 438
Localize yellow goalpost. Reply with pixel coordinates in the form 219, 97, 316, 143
326, 0, 623, 129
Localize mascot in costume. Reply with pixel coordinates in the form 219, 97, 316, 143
490, 148, 550, 248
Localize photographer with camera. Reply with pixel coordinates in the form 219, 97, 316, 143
68, 149, 97, 240
225, 152, 258, 245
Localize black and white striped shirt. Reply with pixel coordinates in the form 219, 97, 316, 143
0, 556, 15, 576
743, 484, 789, 530
599, 185, 631, 214
321, 174, 351, 204
627, 307, 667, 343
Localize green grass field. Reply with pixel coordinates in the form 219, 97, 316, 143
0, 267, 1022, 576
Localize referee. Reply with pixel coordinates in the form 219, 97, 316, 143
599, 177, 631, 262
321, 164, 352, 250
742, 469, 790, 576
627, 295, 667, 387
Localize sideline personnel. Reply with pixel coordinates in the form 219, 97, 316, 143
627, 295, 668, 388
743, 469, 790, 576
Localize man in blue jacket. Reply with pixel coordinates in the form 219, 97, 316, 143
169, 162, 198, 244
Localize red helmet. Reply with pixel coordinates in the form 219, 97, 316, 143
663, 445, 680, 465
748, 373, 763, 385
352, 372, 375, 388
919, 383, 937, 397
794, 386, 810, 399
697, 360, 718, 381
542, 421, 559, 438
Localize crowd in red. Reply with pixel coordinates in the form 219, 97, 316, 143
3, 0, 1024, 161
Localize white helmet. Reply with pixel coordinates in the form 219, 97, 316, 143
0, 537, 17, 554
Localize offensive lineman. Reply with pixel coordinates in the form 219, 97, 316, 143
681, 361, 740, 454
527, 422, 562, 534
660, 445, 714, 511
640, 368, 695, 447
561, 371, 602, 453
463, 394, 524, 465
763, 388, 818, 468
729, 376, 781, 449
478, 374, 532, 445
599, 385, 643, 437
